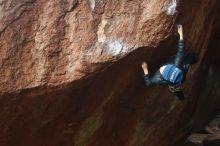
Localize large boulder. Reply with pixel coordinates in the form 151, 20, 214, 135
0, 0, 174, 93
0, 0, 220, 146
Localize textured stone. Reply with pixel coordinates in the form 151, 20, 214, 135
186, 114, 220, 146
0, 0, 220, 146
0, 0, 174, 94
204, 134, 220, 146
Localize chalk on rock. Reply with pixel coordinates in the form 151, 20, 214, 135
167, 0, 178, 16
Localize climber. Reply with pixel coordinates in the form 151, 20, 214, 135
141, 24, 197, 100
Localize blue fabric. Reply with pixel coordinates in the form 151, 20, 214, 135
161, 64, 183, 84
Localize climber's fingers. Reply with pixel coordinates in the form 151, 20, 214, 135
177, 24, 183, 34
177, 24, 182, 29
141, 62, 148, 69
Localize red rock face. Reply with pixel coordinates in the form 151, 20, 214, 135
0, 0, 220, 146
0, 0, 174, 93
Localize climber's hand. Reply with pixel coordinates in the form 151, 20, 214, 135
142, 62, 148, 69
177, 24, 184, 40
142, 62, 149, 75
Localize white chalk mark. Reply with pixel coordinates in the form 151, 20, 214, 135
167, 0, 178, 16
107, 40, 130, 56
89, 0, 95, 11
108, 41, 122, 55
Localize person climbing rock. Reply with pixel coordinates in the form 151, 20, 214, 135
141, 24, 197, 100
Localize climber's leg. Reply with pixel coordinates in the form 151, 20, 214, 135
174, 91, 185, 100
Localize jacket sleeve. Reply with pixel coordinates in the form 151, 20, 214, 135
143, 70, 169, 87
144, 74, 154, 87
174, 39, 185, 67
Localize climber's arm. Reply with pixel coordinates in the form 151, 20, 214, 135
143, 74, 154, 86
142, 62, 154, 86
142, 62, 165, 86
174, 24, 185, 67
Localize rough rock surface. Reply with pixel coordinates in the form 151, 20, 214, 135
0, 0, 174, 93
186, 114, 220, 146
0, 0, 220, 146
